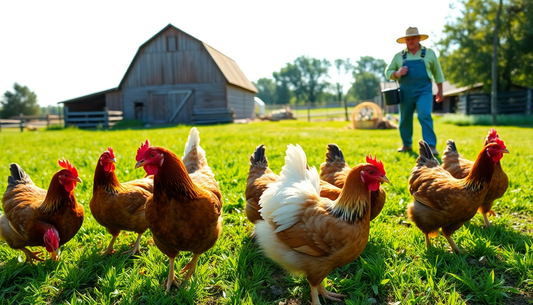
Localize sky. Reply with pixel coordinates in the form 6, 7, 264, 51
0, 0, 460, 106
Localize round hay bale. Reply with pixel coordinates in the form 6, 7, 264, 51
352, 102, 383, 129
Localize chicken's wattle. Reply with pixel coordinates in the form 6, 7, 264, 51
144, 164, 159, 175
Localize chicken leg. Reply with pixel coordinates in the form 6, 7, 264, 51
180, 253, 199, 280
102, 234, 119, 255
122, 233, 143, 256
482, 210, 496, 227
22, 248, 44, 265
444, 235, 462, 253
164, 256, 179, 291
309, 282, 346, 305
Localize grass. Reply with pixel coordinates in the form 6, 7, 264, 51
440, 114, 533, 127
0, 120, 532, 304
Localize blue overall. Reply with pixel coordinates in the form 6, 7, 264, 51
398, 48, 437, 147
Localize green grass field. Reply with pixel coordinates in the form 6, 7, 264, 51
0, 120, 532, 305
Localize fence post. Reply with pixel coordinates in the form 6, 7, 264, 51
344, 99, 349, 121
465, 92, 470, 115
104, 107, 109, 128
307, 102, 311, 122
64, 106, 69, 127
19, 113, 24, 132
527, 89, 532, 116
46, 114, 50, 128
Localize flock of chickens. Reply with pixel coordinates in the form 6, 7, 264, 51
0, 127, 509, 305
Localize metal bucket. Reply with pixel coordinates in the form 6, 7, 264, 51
382, 88, 401, 105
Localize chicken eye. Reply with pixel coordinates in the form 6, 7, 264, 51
369, 170, 374, 174
150, 153, 155, 158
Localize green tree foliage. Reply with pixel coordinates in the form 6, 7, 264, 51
254, 78, 277, 105
1, 83, 40, 118
272, 71, 293, 105
333, 58, 353, 102
348, 56, 387, 101
438, 0, 533, 91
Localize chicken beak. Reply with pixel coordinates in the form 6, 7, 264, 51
110, 158, 117, 163
501, 148, 510, 154
134, 160, 144, 169
75, 177, 82, 183
379, 175, 390, 184
51, 250, 59, 262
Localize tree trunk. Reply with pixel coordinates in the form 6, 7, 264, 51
491, 0, 503, 125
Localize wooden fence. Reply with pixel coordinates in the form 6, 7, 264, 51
0, 114, 61, 132
64, 107, 123, 128
457, 90, 532, 115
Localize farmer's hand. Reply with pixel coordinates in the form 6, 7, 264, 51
436, 90, 444, 103
395, 66, 408, 77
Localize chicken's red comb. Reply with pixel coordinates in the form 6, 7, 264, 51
136, 139, 151, 161
44, 229, 59, 248
366, 154, 386, 175
493, 138, 506, 149
107, 147, 115, 159
58, 158, 78, 177
488, 128, 498, 138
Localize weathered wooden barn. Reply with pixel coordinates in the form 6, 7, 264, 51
60, 24, 257, 127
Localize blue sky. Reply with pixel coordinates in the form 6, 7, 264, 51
0, 0, 459, 106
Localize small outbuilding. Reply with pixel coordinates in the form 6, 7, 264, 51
60, 24, 258, 127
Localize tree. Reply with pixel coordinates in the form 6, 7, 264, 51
348, 56, 387, 101
437, 0, 533, 91
333, 58, 353, 102
1, 83, 40, 118
254, 78, 277, 105
272, 71, 294, 105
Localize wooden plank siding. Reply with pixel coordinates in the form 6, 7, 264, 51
105, 90, 123, 111
227, 85, 255, 120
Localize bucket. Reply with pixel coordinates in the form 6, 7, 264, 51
382, 88, 400, 105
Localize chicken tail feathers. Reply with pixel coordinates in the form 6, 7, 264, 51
325, 143, 345, 164
250, 144, 268, 168
182, 127, 209, 173
7, 163, 33, 188
444, 140, 458, 155
416, 141, 440, 168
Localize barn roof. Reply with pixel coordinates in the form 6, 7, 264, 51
58, 88, 118, 104
118, 24, 257, 93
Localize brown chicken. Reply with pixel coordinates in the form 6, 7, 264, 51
255, 144, 389, 305
408, 140, 509, 253
0, 159, 84, 264
90, 147, 153, 255
134, 127, 222, 290
320, 143, 387, 221
245, 144, 342, 224
441, 128, 508, 227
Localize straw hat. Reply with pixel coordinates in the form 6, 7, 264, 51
396, 27, 429, 43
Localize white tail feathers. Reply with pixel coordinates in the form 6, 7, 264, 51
183, 127, 205, 159
259, 144, 320, 232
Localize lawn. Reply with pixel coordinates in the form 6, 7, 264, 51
0, 120, 532, 305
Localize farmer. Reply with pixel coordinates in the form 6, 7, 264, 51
385, 27, 444, 155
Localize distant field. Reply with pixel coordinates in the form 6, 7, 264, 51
0, 120, 532, 304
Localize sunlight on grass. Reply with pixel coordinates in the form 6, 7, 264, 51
0, 120, 532, 304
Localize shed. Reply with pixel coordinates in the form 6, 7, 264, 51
59, 24, 258, 127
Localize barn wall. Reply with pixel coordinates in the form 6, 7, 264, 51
123, 83, 227, 123
122, 27, 225, 87
64, 99, 105, 112
105, 90, 123, 111
227, 85, 255, 120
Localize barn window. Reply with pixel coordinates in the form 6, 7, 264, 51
167, 36, 177, 52
134, 102, 144, 120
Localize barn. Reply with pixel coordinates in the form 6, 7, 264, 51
60, 24, 257, 127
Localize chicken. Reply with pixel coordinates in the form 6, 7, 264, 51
90, 147, 153, 255
407, 140, 509, 253
245, 144, 342, 224
134, 127, 222, 290
441, 128, 508, 227
254, 144, 389, 305
0, 159, 84, 264
320, 143, 387, 221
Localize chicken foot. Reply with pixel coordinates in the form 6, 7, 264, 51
163, 257, 179, 291
101, 234, 119, 255
309, 282, 346, 305
482, 210, 496, 228
180, 254, 199, 280
22, 248, 44, 265
122, 233, 143, 256
424, 233, 431, 249
444, 235, 462, 253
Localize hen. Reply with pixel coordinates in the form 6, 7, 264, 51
255, 144, 389, 305
0, 159, 84, 264
135, 127, 222, 290
90, 147, 153, 255
441, 128, 508, 227
245, 144, 342, 224
320, 143, 387, 221
408, 140, 509, 253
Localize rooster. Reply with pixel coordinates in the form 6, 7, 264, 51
441, 128, 508, 227
408, 140, 509, 253
90, 147, 153, 255
246, 144, 342, 224
255, 144, 389, 305
320, 143, 387, 221
0, 159, 84, 264
135, 128, 222, 290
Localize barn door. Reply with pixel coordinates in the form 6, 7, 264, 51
147, 93, 168, 124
